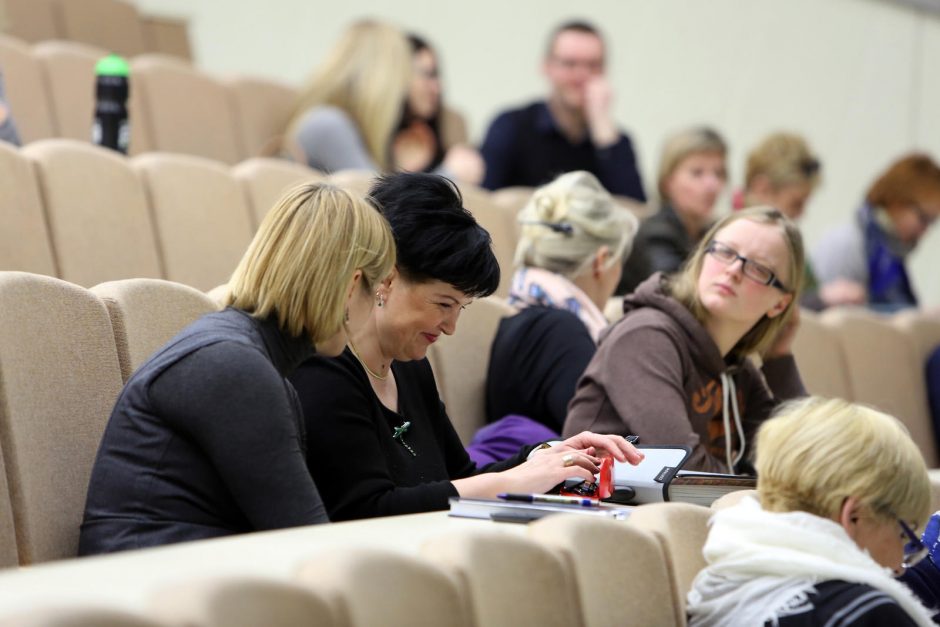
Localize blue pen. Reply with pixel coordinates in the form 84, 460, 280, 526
498, 493, 598, 507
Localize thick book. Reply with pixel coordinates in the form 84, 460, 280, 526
447, 497, 633, 524
612, 446, 756, 507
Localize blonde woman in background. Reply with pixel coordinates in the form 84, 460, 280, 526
472, 171, 638, 463
287, 20, 482, 183
79, 183, 395, 554
738, 132, 864, 309
618, 126, 728, 294
688, 397, 934, 626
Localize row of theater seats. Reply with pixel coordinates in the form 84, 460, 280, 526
0, 488, 718, 626
2, 0, 191, 60
0, 138, 540, 294
0, 35, 291, 164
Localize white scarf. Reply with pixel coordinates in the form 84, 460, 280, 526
687, 496, 935, 627
508, 267, 608, 342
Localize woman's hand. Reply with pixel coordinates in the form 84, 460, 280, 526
765, 306, 801, 359
552, 431, 644, 465
496, 447, 600, 495
442, 144, 485, 185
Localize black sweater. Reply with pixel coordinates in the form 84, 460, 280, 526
79, 308, 328, 555
290, 350, 530, 521
765, 580, 919, 626
486, 307, 595, 432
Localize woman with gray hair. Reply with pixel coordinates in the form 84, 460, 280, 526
475, 171, 637, 461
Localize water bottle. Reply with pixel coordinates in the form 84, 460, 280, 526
92, 54, 130, 154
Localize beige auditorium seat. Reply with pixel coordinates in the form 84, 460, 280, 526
790, 309, 853, 400
710, 489, 757, 511
529, 516, 681, 627
24, 139, 163, 287
422, 530, 584, 627
0, 430, 16, 568
135, 153, 254, 291
892, 309, 940, 365
131, 55, 242, 163
490, 186, 533, 218
0, 608, 166, 627
461, 185, 518, 297
91, 278, 218, 381
152, 577, 336, 627
628, 502, 713, 616
823, 308, 938, 467
141, 15, 193, 61
225, 76, 298, 160
0, 272, 125, 563
55, 0, 147, 58
427, 296, 515, 444
296, 548, 469, 627
0, 141, 56, 277
0, 35, 56, 142
33, 40, 106, 142
232, 157, 324, 229
2, 0, 61, 43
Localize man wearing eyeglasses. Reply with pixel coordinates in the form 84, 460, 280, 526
479, 21, 646, 202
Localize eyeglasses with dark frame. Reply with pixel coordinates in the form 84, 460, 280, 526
898, 518, 929, 569
704, 241, 790, 293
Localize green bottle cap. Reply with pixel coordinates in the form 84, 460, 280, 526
95, 54, 130, 77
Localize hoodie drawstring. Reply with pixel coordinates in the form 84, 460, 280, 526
720, 371, 746, 473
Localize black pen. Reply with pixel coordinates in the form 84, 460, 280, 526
498, 493, 598, 507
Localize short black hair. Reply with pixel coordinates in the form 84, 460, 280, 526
546, 20, 604, 58
368, 173, 500, 298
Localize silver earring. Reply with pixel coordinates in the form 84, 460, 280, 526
344, 307, 349, 322
376, 291, 384, 308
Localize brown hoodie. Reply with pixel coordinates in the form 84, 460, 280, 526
563, 273, 805, 473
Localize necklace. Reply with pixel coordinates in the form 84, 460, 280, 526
347, 338, 389, 380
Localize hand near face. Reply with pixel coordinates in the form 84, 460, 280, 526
764, 306, 800, 359
442, 144, 485, 185
584, 76, 618, 148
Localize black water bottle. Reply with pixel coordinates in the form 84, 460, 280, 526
92, 54, 130, 153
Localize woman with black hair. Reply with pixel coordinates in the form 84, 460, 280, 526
290, 173, 641, 521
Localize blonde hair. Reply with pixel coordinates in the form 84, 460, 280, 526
225, 182, 395, 344
745, 132, 821, 190
657, 126, 727, 201
668, 206, 804, 359
756, 396, 931, 527
287, 20, 412, 170
514, 171, 639, 278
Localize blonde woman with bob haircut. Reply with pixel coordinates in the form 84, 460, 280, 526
618, 126, 727, 294
688, 397, 935, 626
480, 171, 638, 454
565, 206, 806, 473
287, 21, 483, 183
79, 183, 395, 555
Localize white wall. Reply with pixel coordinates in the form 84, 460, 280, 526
136, 0, 940, 305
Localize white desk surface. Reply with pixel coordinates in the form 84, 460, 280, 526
0, 512, 529, 617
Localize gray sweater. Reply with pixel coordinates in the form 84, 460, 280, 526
80, 308, 328, 555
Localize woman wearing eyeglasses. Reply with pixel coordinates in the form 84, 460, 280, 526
563, 205, 806, 473
688, 396, 935, 626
